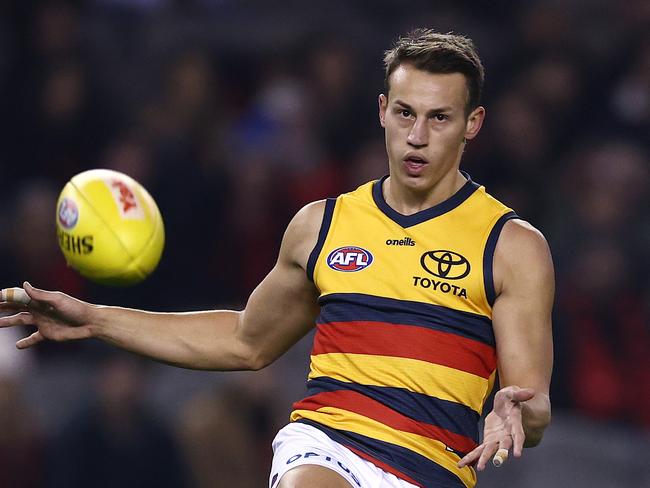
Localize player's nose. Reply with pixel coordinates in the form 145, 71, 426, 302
407, 118, 428, 147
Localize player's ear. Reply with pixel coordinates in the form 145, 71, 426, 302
378, 94, 388, 128
464, 106, 485, 141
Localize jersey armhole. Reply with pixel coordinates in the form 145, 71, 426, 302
306, 198, 336, 282
483, 211, 518, 307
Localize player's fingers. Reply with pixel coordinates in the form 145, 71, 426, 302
0, 302, 29, 314
16, 331, 44, 349
0, 311, 34, 328
1, 287, 31, 305
492, 448, 509, 468
476, 442, 499, 471
457, 444, 485, 468
492, 433, 513, 467
500, 432, 514, 451
511, 415, 526, 458
23, 282, 62, 308
505, 402, 526, 455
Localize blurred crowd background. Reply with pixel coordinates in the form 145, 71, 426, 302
0, 1, 648, 487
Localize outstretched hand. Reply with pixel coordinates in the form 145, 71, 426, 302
458, 385, 535, 471
0, 282, 95, 349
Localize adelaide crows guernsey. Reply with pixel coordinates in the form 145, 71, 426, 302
290, 174, 517, 488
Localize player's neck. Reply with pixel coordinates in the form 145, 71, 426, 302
383, 170, 467, 216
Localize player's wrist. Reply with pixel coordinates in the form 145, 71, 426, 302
85, 304, 113, 339
521, 397, 551, 447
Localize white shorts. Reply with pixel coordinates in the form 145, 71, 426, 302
269, 422, 419, 488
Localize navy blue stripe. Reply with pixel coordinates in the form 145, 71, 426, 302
307, 198, 337, 282
306, 377, 479, 443
372, 172, 479, 228
482, 212, 518, 306
297, 419, 466, 488
318, 293, 495, 347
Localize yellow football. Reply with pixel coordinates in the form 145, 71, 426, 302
56, 169, 165, 286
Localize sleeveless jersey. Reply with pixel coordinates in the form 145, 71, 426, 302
290, 174, 517, 488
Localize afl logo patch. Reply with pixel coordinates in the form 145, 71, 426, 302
58, 197, 79, 230
327, 246, 373, 272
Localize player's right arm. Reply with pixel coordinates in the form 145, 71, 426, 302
0, 201, 326, 371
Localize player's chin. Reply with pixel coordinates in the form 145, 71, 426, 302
398, 168, 433, 190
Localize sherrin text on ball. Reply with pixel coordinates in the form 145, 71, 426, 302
56, 169, 165, 286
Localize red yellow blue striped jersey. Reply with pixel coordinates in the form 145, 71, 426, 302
290, 174, 517, 488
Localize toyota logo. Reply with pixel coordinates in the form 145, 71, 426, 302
420, 250, 471, 280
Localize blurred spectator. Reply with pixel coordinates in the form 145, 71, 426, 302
550, 140, 650, 428
2, 181, 85, 297
47, 354, 189, 488
610, 39, 650, 134
553, 141, 649, 242
346, 137, 388, 189
303, 35, 371, 163
32, 1, 80, 58
0, 376, 44, 488
10, 56, 119, 188
515, 55, 584, 134
229, 64, 322, 171
178, 372, 284, 488
558, 240, 650, 427
472, 90, 551, 221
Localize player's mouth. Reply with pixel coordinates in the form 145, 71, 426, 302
403, 154, 429, 176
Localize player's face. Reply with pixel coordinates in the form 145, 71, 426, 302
379, 64, 484, 194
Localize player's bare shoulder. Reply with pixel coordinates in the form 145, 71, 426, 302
281, 200, 328, 271
493, 219, 555, 298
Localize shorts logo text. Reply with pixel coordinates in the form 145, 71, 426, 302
285, 452, 361, 486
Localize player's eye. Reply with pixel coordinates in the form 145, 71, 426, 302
433, 113, 448, 121
399, 109, 412, 118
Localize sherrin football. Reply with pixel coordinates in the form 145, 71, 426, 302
56, 169, 165, 286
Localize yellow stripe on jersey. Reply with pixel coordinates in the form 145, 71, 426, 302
309, 353, 490, 414
292, 406, 477, 488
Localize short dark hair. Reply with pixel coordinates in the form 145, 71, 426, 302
383, 29, 485, 114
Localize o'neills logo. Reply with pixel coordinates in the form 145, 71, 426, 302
386, 237, 416, 246
327, 246, 373, 272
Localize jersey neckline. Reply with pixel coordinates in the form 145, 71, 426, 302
371, 171, 480, 228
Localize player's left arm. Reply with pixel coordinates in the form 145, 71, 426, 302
492, 219, 554, 446
459, 218, 554, 470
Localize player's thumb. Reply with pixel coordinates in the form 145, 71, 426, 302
512, 387, 536, 402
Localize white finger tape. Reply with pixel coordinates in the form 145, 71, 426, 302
1, 287, 31, 304
492, 448, 509, 467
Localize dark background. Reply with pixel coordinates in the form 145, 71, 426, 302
0, 1, 648, 487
